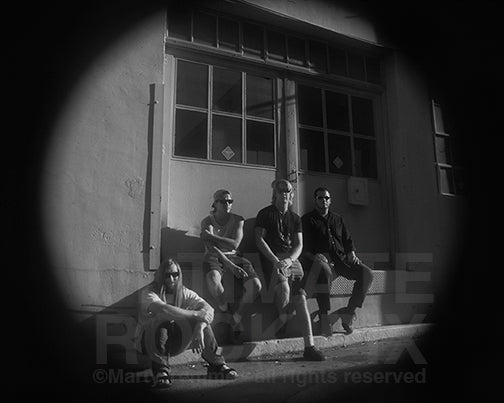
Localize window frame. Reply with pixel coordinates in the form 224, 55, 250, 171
172, 53, 279, 169
166, 7, 383, 86
296, 79, 380, 180
431, 100, 465, 196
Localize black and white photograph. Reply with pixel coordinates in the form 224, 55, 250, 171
8, 0, 496, 401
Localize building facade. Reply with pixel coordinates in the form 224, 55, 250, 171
42, 0, 468, 339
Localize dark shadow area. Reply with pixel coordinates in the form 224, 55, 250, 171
11, 1, 496, 402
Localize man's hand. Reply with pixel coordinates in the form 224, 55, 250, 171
314, 254, 329, 264
193, 309, 214, 324
191, 324, 205, 354
274, 257, 292, 277
347, 251, 361, 265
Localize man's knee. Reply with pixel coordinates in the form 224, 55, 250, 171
292, 292, 307, 307
206, 270, 222, 287
245, 277, 262, 293
275, 281, 290, 305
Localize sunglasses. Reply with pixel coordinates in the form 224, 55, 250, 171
164, 271, 180, 278
317, 196, 331, 200
217, 199, 234, 204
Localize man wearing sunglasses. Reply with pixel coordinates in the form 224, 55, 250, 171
200, 189, 262, 344
255, 179, 325, 361
301, 187, 374, 336
138, 258, 239, 388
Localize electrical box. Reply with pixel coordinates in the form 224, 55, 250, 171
347, 176, 369, 205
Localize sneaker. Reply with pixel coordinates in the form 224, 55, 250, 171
303, 345, 326, 361
337, 307, 356, 334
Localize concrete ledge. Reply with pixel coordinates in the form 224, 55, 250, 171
167, 323, 433, 366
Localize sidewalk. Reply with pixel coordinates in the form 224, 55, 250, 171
169, 323, 433, 365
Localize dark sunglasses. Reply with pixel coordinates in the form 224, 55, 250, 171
218, 199, 234, 204
317, 196, 331, 200
164, 271, 180, 278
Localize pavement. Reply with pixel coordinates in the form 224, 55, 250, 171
74, 323, 439, 403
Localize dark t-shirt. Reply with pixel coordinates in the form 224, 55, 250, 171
255, 204, 302, 254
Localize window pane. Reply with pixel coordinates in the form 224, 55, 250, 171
309, 40, 327, 73
174, 109, 207, 158
326, 91, 349, 131
299, 129, 325, 172
351, 96, 374, 136
247, 120, 274, 166
366, 57, 381, 84
348, 53, 365, 80
243, 23, 263, 59
212, 115, 242, 162
328, 134, 352, 175
354, 138, 377, 178
435, 136, 451, 164
329, 47, 347, 76
213, 67, 242, 114
193, 12, 216, 46
439, 166, 454, 194
288, 36, 306, 67
176, 60, 208, 108
167, 9, 191, 41
433, 103, 446, 133
267, 30, 286, 62
247, 75, 273, 119
298, 85, 322, 127
218, 17, 239, 52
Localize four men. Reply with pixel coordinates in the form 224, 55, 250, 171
137, 180, 374, 385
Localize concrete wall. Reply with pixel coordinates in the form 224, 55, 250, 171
42, 11, 166, 311
241, 0, 379, 44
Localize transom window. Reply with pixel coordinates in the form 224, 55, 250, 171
173, 59, 276, 167
166, 9, 381, 84
297, 84, 377, 178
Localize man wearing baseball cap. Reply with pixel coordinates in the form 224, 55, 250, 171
201, 189, 262, 344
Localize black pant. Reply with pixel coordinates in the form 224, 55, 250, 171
141, 319, 225, 373
302, 255, 374, 313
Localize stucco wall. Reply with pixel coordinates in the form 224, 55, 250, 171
241, 0, 379, 44
42, 12, 165, 310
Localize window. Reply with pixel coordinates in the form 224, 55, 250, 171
298, 84, 377, 178
166, 10, 381, 84
432, 100, 466, 195
174, 59, 276, 167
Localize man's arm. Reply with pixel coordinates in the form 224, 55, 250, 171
289, 231, 303, 262
200, 217, 243, 250
147, 300, 212, 323
255, 227, 280, 264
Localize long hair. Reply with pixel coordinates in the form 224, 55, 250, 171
153, 257, 184, 307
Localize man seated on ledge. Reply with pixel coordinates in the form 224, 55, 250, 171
301, 187, 374, 336
200, 189, 262, 344
255, 179, 325, 361
137, 258, 239, 388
